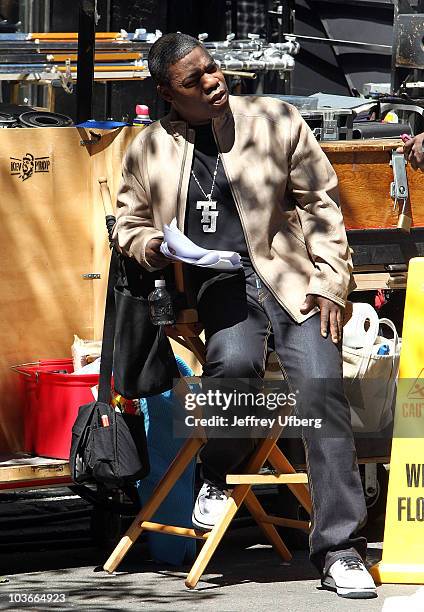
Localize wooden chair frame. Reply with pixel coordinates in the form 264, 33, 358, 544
103, 264, 312, 589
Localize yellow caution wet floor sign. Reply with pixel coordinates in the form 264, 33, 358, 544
371, 258, 424, 584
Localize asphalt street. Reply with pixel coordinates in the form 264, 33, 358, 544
0, 488, 421, 612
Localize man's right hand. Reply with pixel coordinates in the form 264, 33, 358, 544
145, 238, 170, 268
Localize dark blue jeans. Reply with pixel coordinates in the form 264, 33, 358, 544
191, 265, 368, 575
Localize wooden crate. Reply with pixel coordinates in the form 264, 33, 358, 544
321, 139, 424, 230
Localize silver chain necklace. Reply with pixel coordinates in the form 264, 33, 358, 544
191, 154, 220, 201
191, 154, 220, 233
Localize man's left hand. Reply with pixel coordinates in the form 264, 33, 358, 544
300, 294, 343, 343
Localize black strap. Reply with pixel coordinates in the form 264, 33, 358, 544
73, 247, 142, 508
98, 248, 119, 404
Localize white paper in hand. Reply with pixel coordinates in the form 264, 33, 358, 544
160, 218, 242, 270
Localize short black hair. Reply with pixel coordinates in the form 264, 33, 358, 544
148, 32, 205, 86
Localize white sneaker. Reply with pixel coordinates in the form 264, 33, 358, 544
321, 556, 378, 599
192, 482, 230, 531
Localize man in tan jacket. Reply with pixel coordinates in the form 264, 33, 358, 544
114, 33, 377, 599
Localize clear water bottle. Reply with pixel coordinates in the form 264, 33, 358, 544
133, 104, 152, 126
148, 280, 175, 325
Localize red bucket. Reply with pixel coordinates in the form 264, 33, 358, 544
13, 360, 99, 459
13, 360, 74, 454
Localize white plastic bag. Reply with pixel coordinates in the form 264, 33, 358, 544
71, 335, 102, 372
343, 313, 401, 433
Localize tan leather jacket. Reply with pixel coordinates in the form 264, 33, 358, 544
113, 95, 355, 323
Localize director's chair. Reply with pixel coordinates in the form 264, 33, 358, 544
99, 177, 312, 589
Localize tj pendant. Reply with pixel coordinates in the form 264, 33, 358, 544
196, 200, 219, 233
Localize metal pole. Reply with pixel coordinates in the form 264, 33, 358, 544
77, 0, 96, 123
42, 0, 52, 109
17, 1, 34, 106
231, 0, 238, 38
43, 0, 51, 32
283, 1, 295, 95
21, 0, 33, 32
105, 0, 112, 119
391, 0, 401, 93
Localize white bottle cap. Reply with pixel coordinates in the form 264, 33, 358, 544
155, 279, 166, 287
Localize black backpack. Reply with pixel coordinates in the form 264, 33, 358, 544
70, 399, 150, 489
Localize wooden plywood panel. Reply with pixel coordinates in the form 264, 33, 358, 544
321, 139, 424, 230
0, 127, 94, 452
0, 125, 144, 453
